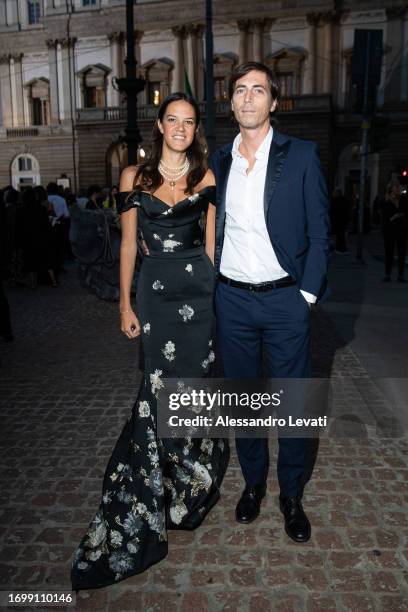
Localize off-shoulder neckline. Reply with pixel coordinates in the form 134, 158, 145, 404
136, 185, 215, 209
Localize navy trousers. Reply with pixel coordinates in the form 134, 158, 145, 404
215, 280, 311, 498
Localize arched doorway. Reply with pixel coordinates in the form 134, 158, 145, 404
11, 153, 41, 190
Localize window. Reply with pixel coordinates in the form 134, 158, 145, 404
82, 0, 97, 5
27, 0, 41, 24
84, 86, 105, 108
148, 82, 161, 106
18, 157, 33, 171
214, 77, 228, 101
32, 98, 49, 125
278, 73, 296, 98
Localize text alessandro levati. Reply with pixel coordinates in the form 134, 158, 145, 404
168, 415, 327, 427
166, 390, 327, 428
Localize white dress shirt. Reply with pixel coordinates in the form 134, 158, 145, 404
220, 127, 316, 303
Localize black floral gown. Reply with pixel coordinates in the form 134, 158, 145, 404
71, 186, 229, 590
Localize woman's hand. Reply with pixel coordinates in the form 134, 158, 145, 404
120, 310, 141, 339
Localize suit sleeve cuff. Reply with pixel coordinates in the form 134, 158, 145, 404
300, 290, 317, 304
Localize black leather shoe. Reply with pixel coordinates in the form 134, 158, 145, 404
279, 495, 311, 542
235, 484, 266, 524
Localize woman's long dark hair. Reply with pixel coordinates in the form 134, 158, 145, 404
133, 92, 207, 195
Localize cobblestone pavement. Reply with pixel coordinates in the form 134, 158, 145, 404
1, 263, 408, 612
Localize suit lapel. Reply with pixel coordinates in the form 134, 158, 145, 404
263, 132, 291, 219
217, 149, 233, 213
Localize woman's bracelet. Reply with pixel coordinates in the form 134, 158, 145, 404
120, 309, 131, 314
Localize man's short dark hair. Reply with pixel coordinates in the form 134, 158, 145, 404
47, 182, 59, 195
228, 61, 280, 102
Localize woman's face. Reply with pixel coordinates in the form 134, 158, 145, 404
158, 100, 197, 153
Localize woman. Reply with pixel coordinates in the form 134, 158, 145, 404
33, 186, 58, 287
21, 187, 58, 288
381, 179, 408, 282
71, 93, 229, 590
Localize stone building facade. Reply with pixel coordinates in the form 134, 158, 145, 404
0, 0, 407, 204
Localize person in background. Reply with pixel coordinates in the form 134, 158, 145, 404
33, 186, 59, 286
0, 189, 13, 341
47, 182, 70, 272
21, 187, 58, 288
103, 185, 119, 209
85, 184, 103, 210
76, 188, 89, 210
381, 179, 408, 283
3, 187, 23, 285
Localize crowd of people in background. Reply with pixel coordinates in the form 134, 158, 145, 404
0, 183, 119, 342
0, 177, 406, 344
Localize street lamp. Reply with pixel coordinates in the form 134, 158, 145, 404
116, 0, 145, 165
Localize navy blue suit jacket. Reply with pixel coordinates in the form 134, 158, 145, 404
210, 129, 331, 302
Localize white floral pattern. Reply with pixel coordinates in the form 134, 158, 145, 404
178, 304, 195, 322
152, 280, 164, 291
139, 401, 150, 417
185, 264, 193, 275
153, 233, 182, 252
143, 322, 151, 335
162, 340, 176, 361
201, 350, 215, 371
150, 369, 164, 396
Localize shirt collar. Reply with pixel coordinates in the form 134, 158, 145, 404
231, 126, 273, 160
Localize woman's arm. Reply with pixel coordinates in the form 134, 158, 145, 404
205, 203, 216, 264
200, 169, 216, 264
119, 166, 140, 339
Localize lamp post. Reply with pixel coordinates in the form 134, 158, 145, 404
116, 0, 145, 165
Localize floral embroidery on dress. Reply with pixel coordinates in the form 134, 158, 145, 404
152, 280, 164, 291
201, 350, 215, 370
139, 401, 150, 417
185, 264, 193, 275
178, 304, 195, 322
153, 233, 182, 252
162, 340, 176, 361
188, 193, 200, 203
150, 369, 164, 396
143, 323, 151, 335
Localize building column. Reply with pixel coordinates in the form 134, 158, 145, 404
304, 13, 319, 94
186, 24, 197, 94
195, 24, 205, 101
108, 31, 125, 107
385, 7, 406, 103
10, 54, 24, 126
237, 20, 250, 64
46, 38, 60, 123
0, 54, 13, 126
171, 26, 186, 92
134, 29, 144, 69
58, 37, 76, 122
252, 19, 264, 62
321, 13, 333, 94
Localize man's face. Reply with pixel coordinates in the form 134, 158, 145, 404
231, 70, 277, 130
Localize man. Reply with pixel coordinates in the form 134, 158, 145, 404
211, 62, 330, 542
47, 182, 70, 272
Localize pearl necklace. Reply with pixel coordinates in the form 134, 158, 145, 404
159, 158, 190, 189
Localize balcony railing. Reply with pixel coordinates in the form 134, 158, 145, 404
75, 96, 332, 125
6, 127, 39, 138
